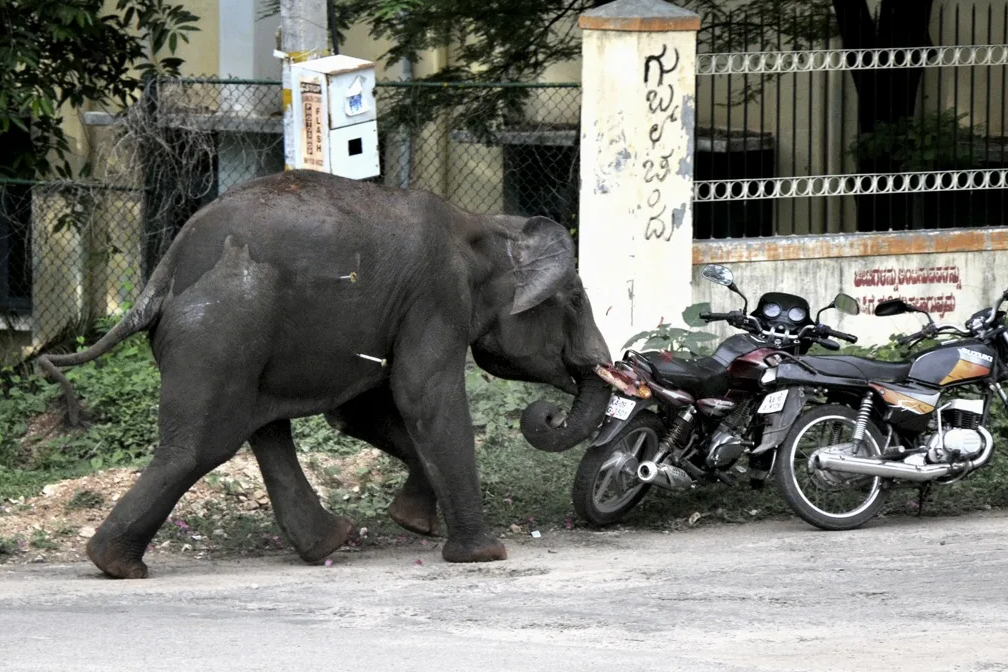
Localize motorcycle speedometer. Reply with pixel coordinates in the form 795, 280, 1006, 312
763, 302, 782, 318
788, 306, 807, 322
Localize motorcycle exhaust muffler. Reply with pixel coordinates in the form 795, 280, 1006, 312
812, 427, 994, 482
637, 461, 692, 490
813, 453, 952, 482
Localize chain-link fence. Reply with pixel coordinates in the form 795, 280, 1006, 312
0, 77, 582, 363
0, 180, 145, 364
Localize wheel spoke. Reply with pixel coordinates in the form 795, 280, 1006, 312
588, 426, 659, 514
788, 415, 881, 520
593, 463, 617, 501
629, 433, 648, 458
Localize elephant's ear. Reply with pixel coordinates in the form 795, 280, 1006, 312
509, 216, 576, 315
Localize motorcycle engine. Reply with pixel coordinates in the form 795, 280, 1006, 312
706, 399, 755, 469
924, 399, 986, 464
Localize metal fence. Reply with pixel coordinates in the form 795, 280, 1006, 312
136, 77, 582, 274
0, 78, 582, 361
693, 2, 1008, 239
7, 5, 1008, 358
0, 180, 145, 362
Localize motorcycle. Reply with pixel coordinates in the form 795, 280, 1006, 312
572, 263, 860, 525
759, 288, 1008, 531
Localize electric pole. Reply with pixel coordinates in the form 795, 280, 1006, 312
279, 0, 329, 170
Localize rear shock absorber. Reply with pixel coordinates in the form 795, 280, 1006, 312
657, 406, 697, 455
851, 391, 874, 453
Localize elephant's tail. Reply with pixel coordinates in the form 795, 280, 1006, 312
35, 245, 176, 426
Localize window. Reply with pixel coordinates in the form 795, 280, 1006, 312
1, 125, 32, 315
501, 129, 579, 229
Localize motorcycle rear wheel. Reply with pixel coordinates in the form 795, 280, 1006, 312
572, 411, 665, 526
776, 403, 887, 531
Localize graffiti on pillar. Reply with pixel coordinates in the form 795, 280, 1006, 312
644, 44, 679, 86
641, 44, 683, 242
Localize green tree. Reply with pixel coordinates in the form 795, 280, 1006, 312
0, 0, 200, 179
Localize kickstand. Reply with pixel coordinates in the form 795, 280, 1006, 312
916, 482, 932, 518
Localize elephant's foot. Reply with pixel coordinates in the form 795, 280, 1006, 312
296, 515, 354, 564
388, 489, 442, 537
85, 531, 149, 580
442, 532, 508, 563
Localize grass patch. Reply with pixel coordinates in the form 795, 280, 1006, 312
29, 529, 59, 551
65, 489, 105, 511
0, 536, 21, 556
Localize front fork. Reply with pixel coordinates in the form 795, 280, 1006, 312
990, 381, 1008, 408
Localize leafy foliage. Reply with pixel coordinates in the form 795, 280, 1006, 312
259, 1, 834, 140
0, 0, 200, 179
849, 110, 986, 172
621, 302, 718, 357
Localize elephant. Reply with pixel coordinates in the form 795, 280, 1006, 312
37, 169, 612, 579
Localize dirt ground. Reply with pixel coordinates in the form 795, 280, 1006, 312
2, 510, 1008, 671
0, 446, 386, 565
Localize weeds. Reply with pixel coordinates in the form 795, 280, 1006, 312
29, 529, 59, 551
65, 489, 105, 511
0, 536, 21, 556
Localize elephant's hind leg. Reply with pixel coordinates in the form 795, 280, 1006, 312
249, 420, 353, 562
85, 378, 252, 579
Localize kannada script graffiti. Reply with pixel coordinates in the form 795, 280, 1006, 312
853, 266, 962, 291
641, 44, 683, 242
860, 294, 958, 318
855, 264, 962, 319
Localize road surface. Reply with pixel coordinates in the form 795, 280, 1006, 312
2, 511, 1008, 671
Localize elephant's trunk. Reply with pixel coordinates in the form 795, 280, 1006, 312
519, 367, 612, 452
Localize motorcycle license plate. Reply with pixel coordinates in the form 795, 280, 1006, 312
757, 389, 789, 414
605, 396, 636, 420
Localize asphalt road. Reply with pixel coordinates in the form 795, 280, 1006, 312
2, 511, 1008, 672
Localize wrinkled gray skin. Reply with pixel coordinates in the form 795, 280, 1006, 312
37, 170, 611, 579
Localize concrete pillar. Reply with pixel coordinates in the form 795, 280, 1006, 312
577, 0, 700, 357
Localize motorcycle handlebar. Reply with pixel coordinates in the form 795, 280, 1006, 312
812, 337, 841, 351
897, 324, 934, 345
896, 332, 917, 346
700, 311, 734, 322
820, 325, 858, 344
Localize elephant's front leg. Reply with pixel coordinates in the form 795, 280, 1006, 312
326, 385, 441, 537
390, 329, 506, 563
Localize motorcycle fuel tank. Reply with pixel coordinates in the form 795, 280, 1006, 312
908, 340, 996, 387
710, 334, 760, 366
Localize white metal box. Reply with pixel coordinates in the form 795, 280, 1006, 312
290, 54, 379, 179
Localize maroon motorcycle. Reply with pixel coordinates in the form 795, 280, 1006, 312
572, 263, 860, 525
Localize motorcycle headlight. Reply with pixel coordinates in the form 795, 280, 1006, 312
761, 368, 777, 385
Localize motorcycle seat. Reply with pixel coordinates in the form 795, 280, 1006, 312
797, 355, 912, 383
640, 351, 730, 398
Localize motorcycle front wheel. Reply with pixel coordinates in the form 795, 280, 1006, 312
775, 403, 888, 531
572, 411, 665, 526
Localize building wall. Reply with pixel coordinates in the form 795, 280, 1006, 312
691, 230, 1008, 347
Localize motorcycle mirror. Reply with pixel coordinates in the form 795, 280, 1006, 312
874, 298, 915, 317
833, 293, 860, 316
701, 264, 748, 314
815, 293, 860, 322
701, 264, 734, 287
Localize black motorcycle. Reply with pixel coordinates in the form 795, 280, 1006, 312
572, 264, 860, 525
757, 289, 1008, 531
